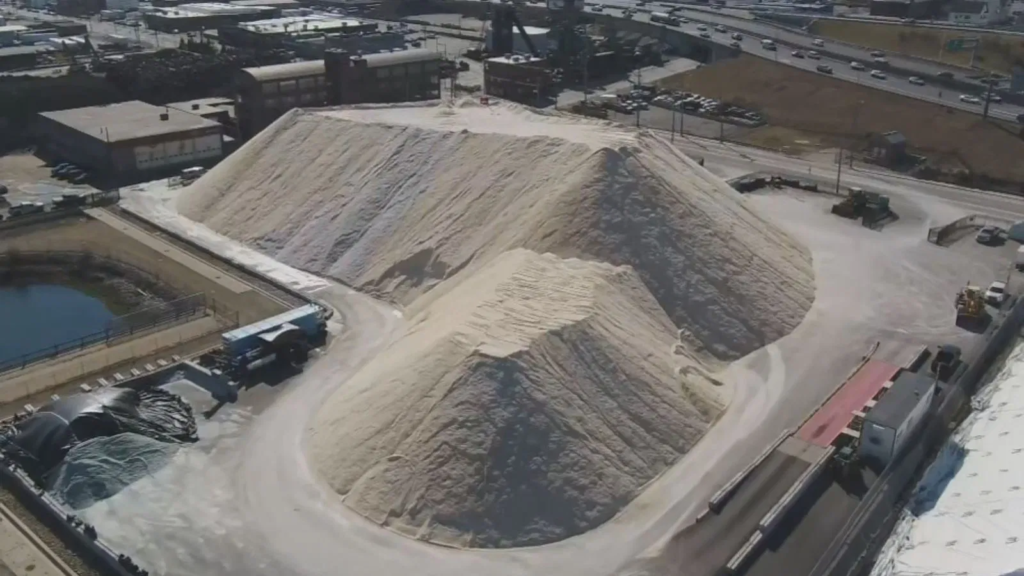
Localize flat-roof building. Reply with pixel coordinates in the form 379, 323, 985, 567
37, 101, 225, 183
218, 14, 377, 49
484, 54, 551, 106
144, 3, 278, 32
859, 370, 935, 469
237, 48, 441, 138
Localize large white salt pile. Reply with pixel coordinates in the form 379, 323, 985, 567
308, 248, 724, 548
180, 100, 812, 361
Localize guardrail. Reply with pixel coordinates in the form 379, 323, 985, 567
0, 191, 120, 233
926, 213, 1017, 245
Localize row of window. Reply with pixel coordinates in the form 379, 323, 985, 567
264, 91, 328, 108
375, 61, 440, 79
261, 76, 326, 95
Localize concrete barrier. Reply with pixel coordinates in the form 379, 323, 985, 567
724, 530, 764, 575
708, 428, 792, 513
758, 446, 836, 536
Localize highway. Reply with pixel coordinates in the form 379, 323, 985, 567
591, 3, 1024, 122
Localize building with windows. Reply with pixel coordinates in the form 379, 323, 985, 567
483, 54, 551, 106
236, 60, 327, 138
324, 48, 442, 105
36, 101, 225, 183
237, 49, 441, 138
948, 0, 1005, 25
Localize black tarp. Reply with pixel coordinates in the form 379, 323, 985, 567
0, 387, 197, 484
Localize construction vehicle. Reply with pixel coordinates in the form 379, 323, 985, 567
955, 284, 988, 330
831, 187, 892, 227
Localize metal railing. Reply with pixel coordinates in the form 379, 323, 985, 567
0, 292, 209, 377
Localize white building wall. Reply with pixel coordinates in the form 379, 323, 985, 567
859, 422, 895, 464
133, 134, 222, 171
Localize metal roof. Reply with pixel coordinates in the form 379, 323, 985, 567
241, 59, 325, 82
359, 48, 440, 68
222, 304, 321, 343
865, 371, 934, 430
39, 100, 221, 143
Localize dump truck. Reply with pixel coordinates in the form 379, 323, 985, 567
955, 285, 988, 330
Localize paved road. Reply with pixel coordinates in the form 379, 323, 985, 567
596, 5, 1024, 122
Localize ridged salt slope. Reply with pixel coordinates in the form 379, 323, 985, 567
180, 99, 813, 361
308, 249, 724, 548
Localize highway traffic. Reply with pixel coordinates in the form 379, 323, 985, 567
586, 1, 1024, 122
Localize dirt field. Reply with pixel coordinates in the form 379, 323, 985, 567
657, 55, 1024, 185
809, 20, 1024, 74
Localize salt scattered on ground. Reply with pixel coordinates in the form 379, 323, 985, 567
309, 249, 723, 548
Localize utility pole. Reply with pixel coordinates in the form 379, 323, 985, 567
983, 73, 995, 120
671, 106, 676, 142
635, 67, 642, 128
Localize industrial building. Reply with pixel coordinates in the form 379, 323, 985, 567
144, 3, 278, 32
287, 30, 405, 59
236, 60, 327, 138
0, 45, 52, 71
0, 24, 28, 46
859, 370, 935, 468
483, 54, 552, 106
237, 49, 441, 138
217, 14, 377, 49
36, 101, 225, 183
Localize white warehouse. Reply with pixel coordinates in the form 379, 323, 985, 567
37, 101, 225, 184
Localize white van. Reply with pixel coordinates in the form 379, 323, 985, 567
761, 39, 776, 51
180, 166, 206, 182
1016, 245, 1024, 271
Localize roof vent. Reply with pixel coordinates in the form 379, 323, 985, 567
159, 112, 169, 121
191, 103, 200, 110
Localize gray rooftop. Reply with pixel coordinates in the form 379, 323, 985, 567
358, 48, 440, 68
39, 101, 221, 143
866, 371, 934, 430
242, 59, 325, 82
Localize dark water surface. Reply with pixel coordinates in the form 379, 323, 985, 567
0, 284, 116, 364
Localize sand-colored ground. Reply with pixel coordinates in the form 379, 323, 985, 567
657, 55, 1024, 184
180, 99, 814, 548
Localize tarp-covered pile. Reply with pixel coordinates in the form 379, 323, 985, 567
0, 387, 197, 484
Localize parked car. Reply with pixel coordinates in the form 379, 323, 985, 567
50, 162, 71, 177
700, 31, 711, 38
731, 32, 743, 40
791, 50, 805, 58
976, 225, 1002, 244
715, 25, 727, 33
937, 71, 954, 79
8, 202, 45, 217
812, 38, 824, 47
807, 51, 821, 59
870, 50, 885, 58
870, 70, 887, 80
850, 61, 865, 71
816, 64, 834, 74
729, 40, 741, 49
908, 76, 925, 86
989, 94, 1003, 103
872, 56, 888, 64
696, 23, 708, 31
960, 94, 981, 104
986, 281, 1008, 306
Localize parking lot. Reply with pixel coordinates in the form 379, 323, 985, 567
0, 152, 98, 220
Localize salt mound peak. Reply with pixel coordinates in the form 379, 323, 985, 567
308, 249, 723, 548
181, 100, 813, 361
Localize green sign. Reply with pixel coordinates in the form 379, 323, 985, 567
946, 37, 980, 52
